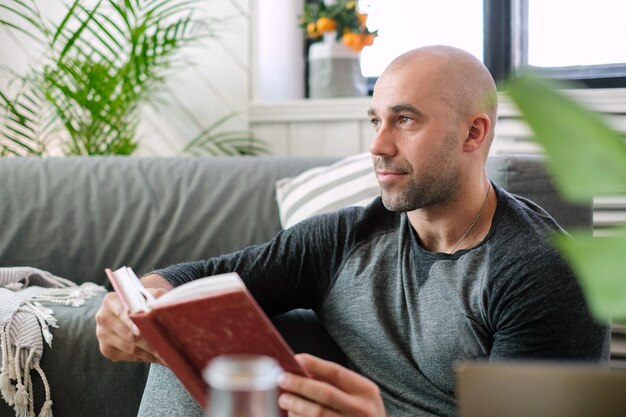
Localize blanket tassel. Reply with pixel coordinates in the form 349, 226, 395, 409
1, 327, 16, 405
34, 363, 52, 417
12, 349, 30, 417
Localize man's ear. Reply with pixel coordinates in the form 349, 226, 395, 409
463, 113, 491, 152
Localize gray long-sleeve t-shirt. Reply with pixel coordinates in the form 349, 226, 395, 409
156, 184, 610, 416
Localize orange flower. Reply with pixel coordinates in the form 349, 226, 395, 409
342, 32, 365, 53
357, 13, 368, 28
316, 17, 337, 33
307, 22, 321, 39
301, 2, 377, 48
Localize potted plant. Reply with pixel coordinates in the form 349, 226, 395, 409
0, 0, 265, 156
301, 0, 377, 52
300, 0, 377, 98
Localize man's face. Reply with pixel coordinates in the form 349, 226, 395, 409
367, 63, 464, 212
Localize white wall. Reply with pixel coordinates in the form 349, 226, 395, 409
252, 0, 304, 102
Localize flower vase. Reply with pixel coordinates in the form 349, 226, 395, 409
308, 32, 367, 98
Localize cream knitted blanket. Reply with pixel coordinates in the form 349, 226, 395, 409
0, 267, 105, 417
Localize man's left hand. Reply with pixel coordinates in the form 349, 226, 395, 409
278, 353, 387, 417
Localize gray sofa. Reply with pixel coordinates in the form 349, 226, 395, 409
0, 155, 590, 417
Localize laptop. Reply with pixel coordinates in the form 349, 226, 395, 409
455, 361, 626, 417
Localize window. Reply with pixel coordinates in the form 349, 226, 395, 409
526, 1, 626, 68
353, 0, 626, 89
359, 0, 484, 78
515, 0, 626, 87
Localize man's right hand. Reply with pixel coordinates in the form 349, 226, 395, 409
95, 274, 172, 363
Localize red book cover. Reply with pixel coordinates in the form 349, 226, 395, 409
106, 268, 308, 408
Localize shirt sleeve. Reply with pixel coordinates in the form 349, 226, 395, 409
487, 247, 610, 362
151, 208, 362, 317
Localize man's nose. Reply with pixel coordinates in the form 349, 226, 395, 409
369, 123, 397, 157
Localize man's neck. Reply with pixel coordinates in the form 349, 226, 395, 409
407, 180, 497, 254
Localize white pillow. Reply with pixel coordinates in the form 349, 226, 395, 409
276, 153, 380, 229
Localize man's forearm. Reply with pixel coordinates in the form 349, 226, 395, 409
140, 273, 174, 291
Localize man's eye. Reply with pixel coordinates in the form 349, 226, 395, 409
399, 116, 411, 124
370, 119, 380, 128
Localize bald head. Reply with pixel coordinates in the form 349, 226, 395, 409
380, 45, 498, 145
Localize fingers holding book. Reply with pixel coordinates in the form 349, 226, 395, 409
95, 291, 165, 364
277, 353, 387, 417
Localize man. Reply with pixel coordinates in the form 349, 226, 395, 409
96, 45, 609, 417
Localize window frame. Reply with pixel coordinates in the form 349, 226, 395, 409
486, 0, 626, 87
309, 0, 626, 96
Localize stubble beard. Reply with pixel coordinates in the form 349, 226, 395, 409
377, 133, 460, 212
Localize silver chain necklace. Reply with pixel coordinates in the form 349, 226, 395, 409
449, 182, 491, 254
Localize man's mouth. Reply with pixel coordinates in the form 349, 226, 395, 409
373, 157, 411, 185
376, 170, 406, 184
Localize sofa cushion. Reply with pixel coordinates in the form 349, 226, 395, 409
275, 153, 380, 229
0, 156, 336, 286
485, 155, 592, 231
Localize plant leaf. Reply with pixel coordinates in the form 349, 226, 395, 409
0, 1, 47, 36
505, 73, 626, 201
52, 0, 80, 47
555, 228, 626, 323
75, 4, 125, 56
182, 111, 267, 157
0, 89, 50, 156
58, 0, 103, 61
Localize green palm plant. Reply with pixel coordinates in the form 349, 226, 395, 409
0, 84, 55, 156
182, 113, 269, 156
1, 0, 262, 156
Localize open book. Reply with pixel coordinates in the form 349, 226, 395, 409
105, 266, 308, 407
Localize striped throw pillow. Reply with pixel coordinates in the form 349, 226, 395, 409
276, 153, 380, 229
